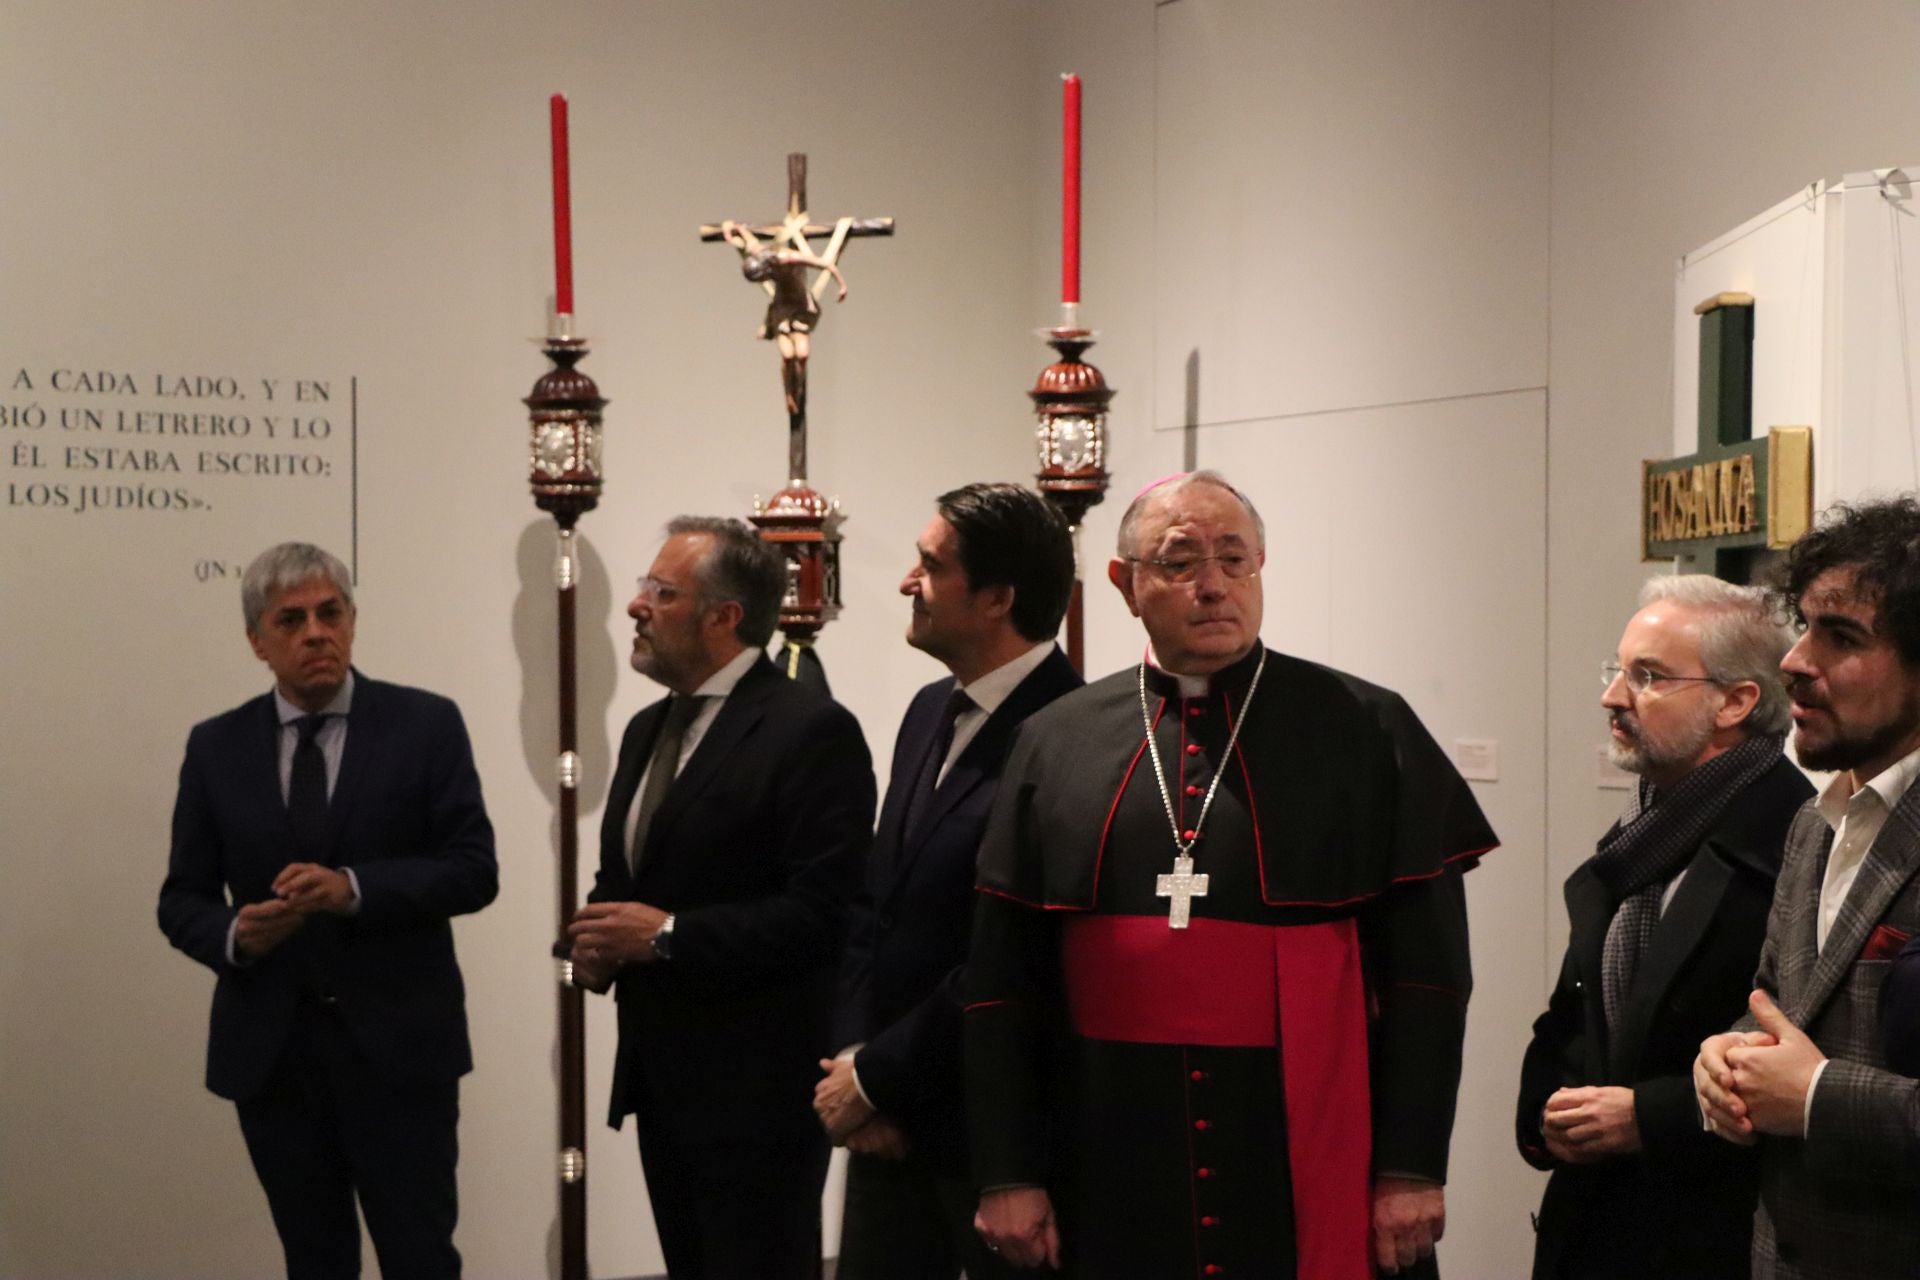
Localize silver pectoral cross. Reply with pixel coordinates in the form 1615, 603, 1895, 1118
1155, 855, 1209, 930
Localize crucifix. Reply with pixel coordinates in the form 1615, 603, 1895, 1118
1156, 855, 1209, 930
700, 153, 894, 482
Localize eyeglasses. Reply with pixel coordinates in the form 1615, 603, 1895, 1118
635, 576, 695, 606
1599, 662, 1720, 696
1126, 552, 1259, 584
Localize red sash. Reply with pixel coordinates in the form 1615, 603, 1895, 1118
1062, 915, 1372, 1280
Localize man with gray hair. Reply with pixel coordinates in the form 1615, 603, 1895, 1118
158, 541, 498, 1278
569, 516, 876, 1279
1517, 574, 1810, 1278
967, 471, 1495, 1278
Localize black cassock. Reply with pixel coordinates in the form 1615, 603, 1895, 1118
965, 646, 1495, 1280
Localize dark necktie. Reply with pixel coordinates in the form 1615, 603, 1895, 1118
288, 714, 332, 862
629, 694, 706, 875
901, 688, 973, 851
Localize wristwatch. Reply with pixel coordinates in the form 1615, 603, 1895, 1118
650, 913, 676, 961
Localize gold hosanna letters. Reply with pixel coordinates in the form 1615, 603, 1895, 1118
1644, 451, 1759, 544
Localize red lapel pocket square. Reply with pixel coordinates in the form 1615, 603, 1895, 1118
1864, 923, 1913, 962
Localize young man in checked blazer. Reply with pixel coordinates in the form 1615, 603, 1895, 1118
1695, 496, 1920, 1279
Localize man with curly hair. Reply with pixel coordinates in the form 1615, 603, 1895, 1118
1694, 496, 1920, 1279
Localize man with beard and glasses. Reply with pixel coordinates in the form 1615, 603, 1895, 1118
1695, 497, 1920, 1279
568, 516, 876, 1279
1518, 575, 1809, 1279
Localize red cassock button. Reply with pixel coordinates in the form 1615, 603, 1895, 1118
1186, 744, 1202, 756
1204, 1266, 1224, 1276
1188, 703, 1205, 715
1194, 1119, 1211, 1131
1182, 829, 1197, 842
1201, 1216, 1220, 1228
1190, 1069, 1208, 1082
1195, 1167, 1214, 1179
1185, 784, 1202, 797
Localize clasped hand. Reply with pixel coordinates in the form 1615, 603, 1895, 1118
565, 901, 670, 991
1540, 1085, 1640, 1163
235, 863, 355, 959
1693, 989, 1826, 1142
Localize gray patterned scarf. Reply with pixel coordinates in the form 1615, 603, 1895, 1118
1594, 732, 1784, 1037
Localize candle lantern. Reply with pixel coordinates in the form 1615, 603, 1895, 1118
527, 92, 597, 1280
1030, 328, 1113, 672
527, 336, 605, 527
749, 481, 845, 649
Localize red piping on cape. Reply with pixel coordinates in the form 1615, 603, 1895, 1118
975, 842, 1498, 911
963, 999, 1012, 1013
1225, 685, 1271, 903
1074, 700, 1160, 911
970, 662, 1498, 911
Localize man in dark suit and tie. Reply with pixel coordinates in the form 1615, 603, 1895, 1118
568, 515, 875, 1280
1696, 497, 1920, 1279
1517, 575, 1810, 1278
813, 483, 1080, 1279
158, 541, 498, 1280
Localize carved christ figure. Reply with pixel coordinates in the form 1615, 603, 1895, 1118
717, 216, 850, 460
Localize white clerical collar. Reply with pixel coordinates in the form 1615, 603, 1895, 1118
691, 645, 760, 700
1815, 738, 1920, 831
1146, 645, 1212, 699
958, 642, 1055, 717
274, 671, 355, 725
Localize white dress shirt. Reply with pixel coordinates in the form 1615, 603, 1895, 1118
938, 641, 1056, 784
227, 676, 361, 965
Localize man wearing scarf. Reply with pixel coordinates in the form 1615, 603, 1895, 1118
965, 471, 1496, 1279
1517, 575, 1809, 1278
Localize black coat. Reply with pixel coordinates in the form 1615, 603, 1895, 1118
590, 654, 876, 1157
1516, 752, 1812, 1280
157, 673, 499, 1102
832, 647, 1082, 1173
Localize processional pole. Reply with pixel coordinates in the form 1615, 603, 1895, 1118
1030, 74, 1112, 674
525, 93, 603, 1280
699, 155, 893, 687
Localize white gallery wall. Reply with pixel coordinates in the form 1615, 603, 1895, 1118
0, 4, 1044, 1277
9, 0, 1920, 1277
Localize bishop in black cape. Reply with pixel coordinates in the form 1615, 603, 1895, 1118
964, 642, 1495, 1279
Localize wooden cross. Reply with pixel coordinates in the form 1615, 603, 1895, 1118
1156, 855, 1209, 930
698, 152, 894, 258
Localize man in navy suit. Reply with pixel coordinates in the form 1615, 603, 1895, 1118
569, 516, 875, 1280
158, 542, 498, 1279
815, 483, 1080, 1279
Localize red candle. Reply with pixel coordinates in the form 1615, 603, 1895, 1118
550, 93, 574, 317
1062, 73, 1081, 307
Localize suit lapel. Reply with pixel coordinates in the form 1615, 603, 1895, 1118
1799, 799, 1920, 1021
1612, 846, 1733, 1075
323, 673, 379, 865
1562, 864, 1614, 1076
605, 699, 667, 891
888, 651, 1077, 891
639, 658, 776, 869
875, 681, 952, 875
251, 694, 295, 867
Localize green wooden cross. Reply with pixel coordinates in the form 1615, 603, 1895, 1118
1640, 293, 1810, 581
